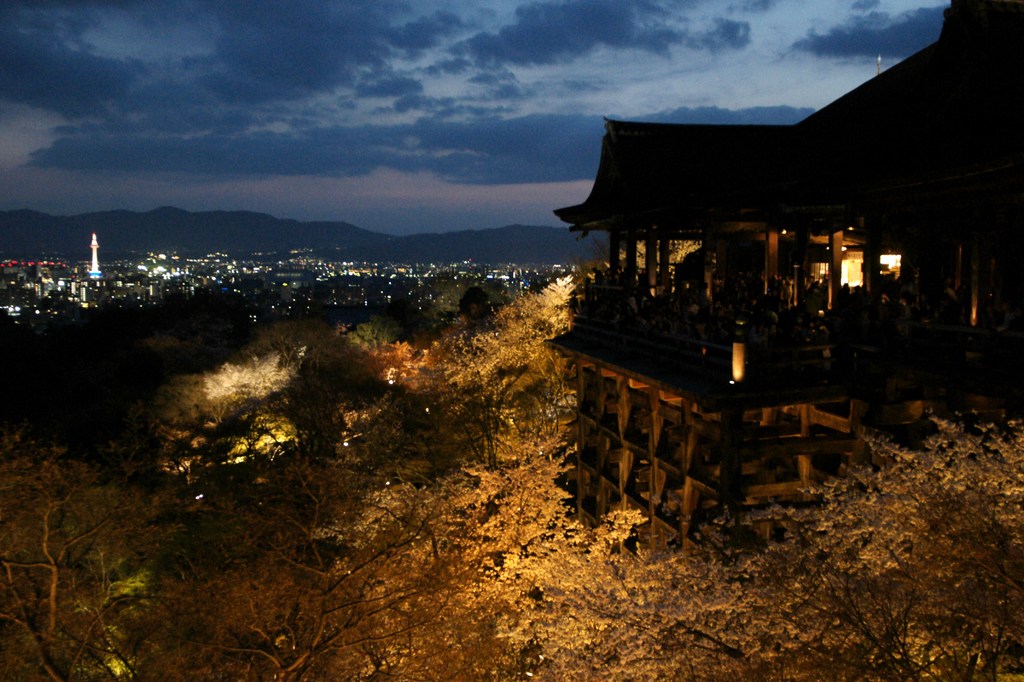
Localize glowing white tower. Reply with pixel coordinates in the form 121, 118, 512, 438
89, 232, 102, 278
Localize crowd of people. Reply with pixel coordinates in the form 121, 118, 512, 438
576, 266, 1024, 366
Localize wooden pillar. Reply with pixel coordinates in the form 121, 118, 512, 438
616, 376, 631, 442
980, 222, 995, 325
648, 387, 664, 454
732, 317, 748, 383
861, 217, 880, 298
680, 477, 700, 546
970, 234, 979, 326
717, 409, 743, 515
646, 232, 658, 295
659, 236, 672, 293
954, 242, 964, 292
829, 228, 844, 310
625, 230, 638, 287
683, 402, 698, 476
797, 454, 812, 501
617, 449, 633, 503
793, 220, 809, 310
716, 238, 729, 280
647, 387, 664, 548
764, 225, 779, 294
703, 237, 716, 306
609, 230, 621, 277
799, 403, 812, 437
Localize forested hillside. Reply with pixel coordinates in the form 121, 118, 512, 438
0, 279, 1022, 680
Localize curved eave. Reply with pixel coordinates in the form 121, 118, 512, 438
556, 7, 1024, 234
555, 121, 800, 230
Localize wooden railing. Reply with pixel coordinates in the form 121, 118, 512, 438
882, 320, 1024, 383
568, 302, 1024, 392
894, 320, 1024, 357
571, 315, 733, 381
568, 314, 838, 387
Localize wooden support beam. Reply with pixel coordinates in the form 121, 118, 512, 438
760, 407, 779, 426
793, 218, 809, 309
765, 225, 779, 293
799, 403, 812, 437
646, 234, 658, 295
744, 480, 811, 503
862, 216, 880, 298
829, 228, 843, 310
660, 404, 683, 423
684, 414, 699, 475
659, 236, 672, 293
797, 454, 812, 488
716, 238, 729, 281
609, 230, 621, 276
703, 238, 716, 306
685, 475, 718, 500
616, 376, 631, 441
691, 418, 722, 442
738, 436, 860, 459
653, 466, 667, 499
648, 386, 664, 453
625, 230, 638, 284
717, 409, 743, 514
809, 405, 851, 433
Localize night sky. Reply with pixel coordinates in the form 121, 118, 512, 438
0, 0, 946, 234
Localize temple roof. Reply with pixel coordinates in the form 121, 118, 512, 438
553, 122, 799, 231
556, 0, 1024, 231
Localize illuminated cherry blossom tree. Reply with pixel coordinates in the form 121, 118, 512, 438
438, 277, 574, 467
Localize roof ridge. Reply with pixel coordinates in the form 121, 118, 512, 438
950, 0, 1024, 21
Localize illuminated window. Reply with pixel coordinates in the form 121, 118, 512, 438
808, 261, 829, 281
841, 251, 864, 287
879, 254, 902, 279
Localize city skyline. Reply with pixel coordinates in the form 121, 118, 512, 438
1, 0, 946, 234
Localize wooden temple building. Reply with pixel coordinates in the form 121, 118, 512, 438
550, 0, 1024, 548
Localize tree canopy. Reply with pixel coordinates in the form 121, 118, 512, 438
2, 280, 1023, 680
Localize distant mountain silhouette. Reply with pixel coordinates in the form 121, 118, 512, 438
0, 207, 599, 264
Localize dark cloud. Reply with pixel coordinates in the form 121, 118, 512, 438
469, 71, 512, 87
390, 11, 464, 52
793, 6, 944, 58
0, 0, 408, 114
30, 126, 385, 177
0, 8, 140, 116
852, 0, 881, 10
0, 0, 888, 204
393, 94, 430, 114
0, 0, 473, 129
0, 0, 752, 133
736, 0, 778, 11
27, 113, 603, 183
685, 19, 751, 52
197, 0, 401, 103
356, 74, 424, 98
404, 114, 606, 183
459, 0, 683, 66
29, 104, 818, 185
468, 69, 527, 100
428, 57, 475, 76
107, 80, 252, 135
